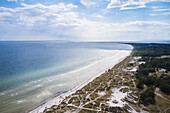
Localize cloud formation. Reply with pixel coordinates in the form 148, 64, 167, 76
80, 0, 97, 7
66, 20, 170, 41
107, 0, 170, 10
0, 0, 169, 41
0, 3, 78, 26
150, 7, 170, 16
80, 0, 108, 7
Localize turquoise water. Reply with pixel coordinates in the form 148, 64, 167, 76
0, 41, 132, 113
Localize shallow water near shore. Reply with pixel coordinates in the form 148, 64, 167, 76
0, 41, 132, 113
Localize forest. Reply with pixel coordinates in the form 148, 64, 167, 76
129, 43, 170, 105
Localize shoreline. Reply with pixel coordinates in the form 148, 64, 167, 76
29, 50, 132, 113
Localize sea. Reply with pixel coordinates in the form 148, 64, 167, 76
0, 41, 132, 113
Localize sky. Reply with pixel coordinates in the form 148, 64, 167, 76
0, 0, 170, 41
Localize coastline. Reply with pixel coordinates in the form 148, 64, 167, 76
29, 50, 132, 113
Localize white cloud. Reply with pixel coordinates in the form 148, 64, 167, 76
65, 20, 170, 41
90, 14, 103, 18
0, 2, 169, 41
0, 3, 78, 26
149, 13, 157, 16
19, 3, 77, 12
107, 0, 170, 10
80, 0, 108, 7
123, 21, 169, 26
80, 0, 96, 7
0, 12, 13, 17
153, 8, 170, 11
152, 6, 161, 9
163, 12, 170, 15
153, 8, 170, 15
1, 17, 169, 41
149, 12, 170, 16
150, 7, 170, 16
107, 0, 150, 9
120, 5, 146, 10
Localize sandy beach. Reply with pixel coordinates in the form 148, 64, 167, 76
29, 50, 132, 113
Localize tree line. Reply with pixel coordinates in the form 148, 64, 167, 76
129, 43, 170, 105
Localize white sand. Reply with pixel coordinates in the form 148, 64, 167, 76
139, 61, 146, 64
133, 56, 141, 60
107, 86, 138, 113
129, 66, 138, 72
97, 91, 106, 96
29, 50, 132, 113
107, 86, 128, 107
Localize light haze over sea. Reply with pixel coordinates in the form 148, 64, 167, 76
0, 41, 132, 113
